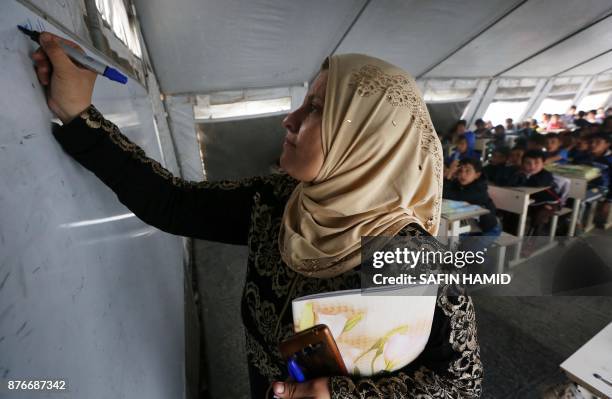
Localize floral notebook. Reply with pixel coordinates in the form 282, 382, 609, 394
291, 285, 438, 377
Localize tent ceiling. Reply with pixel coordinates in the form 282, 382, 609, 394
134, 0, 612, 95
503, 15, 612, 77
133, 0, 366, 94
334, 0, 524, 78
425, 0, 612, 78
561, 51, 612, 76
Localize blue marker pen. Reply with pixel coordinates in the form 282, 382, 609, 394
17, 25, 128, 85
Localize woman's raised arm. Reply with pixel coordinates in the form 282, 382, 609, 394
53, 105, 264, 244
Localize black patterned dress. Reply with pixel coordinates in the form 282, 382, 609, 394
53, 105, 483, 398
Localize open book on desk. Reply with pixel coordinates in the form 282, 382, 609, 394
292, 284, 438, 377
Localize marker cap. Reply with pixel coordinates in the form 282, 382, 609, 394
103, 67, 128, 84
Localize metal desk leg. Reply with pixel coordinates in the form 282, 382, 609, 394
512, 202, 529, 262
569, 198, 581, 237
449, 220, 461, 248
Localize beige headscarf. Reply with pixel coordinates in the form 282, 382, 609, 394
279, 54, 442, 278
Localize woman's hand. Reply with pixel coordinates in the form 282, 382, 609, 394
30, 32, 97, 124
272, 378, 330, 399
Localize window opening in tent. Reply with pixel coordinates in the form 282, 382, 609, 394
482, 100, 528, 126
533, 97, 574, 118
578, 91, 610, 111
578, 75, 612, 111
194, 97, 291, 121
95, 0, 142, 58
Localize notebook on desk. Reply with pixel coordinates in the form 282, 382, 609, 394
291, 284, 438, 377
441, 199, 483, 215
545, 164, 601, 180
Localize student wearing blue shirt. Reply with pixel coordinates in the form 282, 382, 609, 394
446, 136, 480, 166
586, 133, 612, 226
454, 119, 475, 150
544, 133, 569, 164
568, 134, 591, 164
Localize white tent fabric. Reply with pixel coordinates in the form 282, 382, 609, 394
426, 0, 612, 78
133, 0, 612, 95
132, 0, 367, 94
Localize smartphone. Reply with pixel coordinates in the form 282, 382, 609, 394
278, 324, 347, 382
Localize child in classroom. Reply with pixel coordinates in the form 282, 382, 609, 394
444, 158, 501, 237
484, 146, 513, 186
445, 135, 480, 166
505, 150, 561, 236
568, 133, 591, 163
526, 134, 547, 152
544, 133, 569, 164
576, 132, 612, 227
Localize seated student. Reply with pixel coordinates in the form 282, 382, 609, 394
574, 110, 590, 128
546, 114, 565, 131
603, 115, 612, 135
473, 118, 490, 137
584, 132, 612, 226
493, 124, 506, 146
454, 119, 476, 150
506, 150, 561, 235
526, 134, 547, 152
507, 145, 525, 168
538, 113, 551, 132
544, 133, 569, 164
441, 119, 474, 149
443, 158, 501, 237
484, 146, 512, 185
586, 110, 598, 124
445, 135, 479, 165
568, 134, 590, 163
517, 120, 532, 136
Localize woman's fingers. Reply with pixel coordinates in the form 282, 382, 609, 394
39, 31, 85, 54
39, 32, 76, 73
31, 47, 51, 85
272, 378, 330, 399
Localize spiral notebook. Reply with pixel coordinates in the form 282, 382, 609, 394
291, 284, 438, 377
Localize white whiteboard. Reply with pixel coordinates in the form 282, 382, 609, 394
0, 2, 185, 398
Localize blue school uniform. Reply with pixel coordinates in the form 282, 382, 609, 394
446, 147, 480, 165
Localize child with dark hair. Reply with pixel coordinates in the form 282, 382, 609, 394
443, 119, 475, 150
602, 115, 612, 134
573, 133, 612, 196
445, 135, 480, 165
506, 150, 560, 235
547, 114, 564, 131
574, 110, 590, 128
493, 124, 506, 146
444, 158, 501, 236
587, 132, 612, 225
568, 134, 591, 163
484, 146, 516, 185
526, 134, 547, 152
473, 118, 490, 137
544, 133, 569, 164
507, 146, 525, 168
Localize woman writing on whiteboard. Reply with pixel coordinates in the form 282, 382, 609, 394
32, 32, 482, 399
